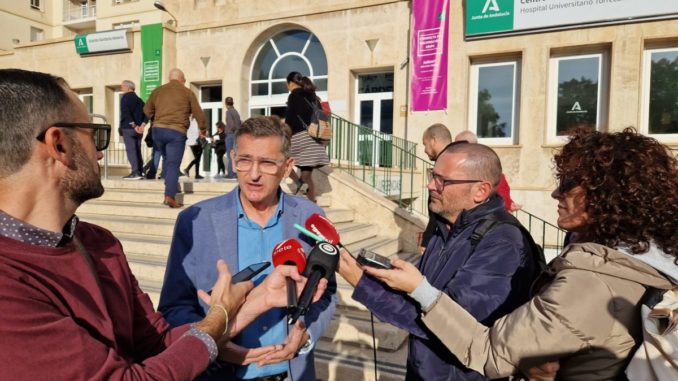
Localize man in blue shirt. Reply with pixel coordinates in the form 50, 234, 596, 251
159, 116, 336, 381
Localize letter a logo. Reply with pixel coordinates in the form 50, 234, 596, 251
482, 0, 500, 13
571, 102, 582, 111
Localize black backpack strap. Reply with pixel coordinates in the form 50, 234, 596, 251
466, 212, 547, 274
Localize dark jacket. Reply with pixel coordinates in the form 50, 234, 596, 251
119, 91, 148, 132
284, 88, 317, 135
352, 194, 538, 381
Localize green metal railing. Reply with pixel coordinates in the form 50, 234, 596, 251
327, 114, 433, 216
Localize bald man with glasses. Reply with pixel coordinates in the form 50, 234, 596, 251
159, 116, 336, 381
336, 142, 542, 381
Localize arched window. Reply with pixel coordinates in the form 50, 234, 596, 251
249, 29, 328, 116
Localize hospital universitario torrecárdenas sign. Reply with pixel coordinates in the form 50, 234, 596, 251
466, 0, 678, 39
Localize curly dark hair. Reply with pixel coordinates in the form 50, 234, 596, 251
554, 127, 677, 258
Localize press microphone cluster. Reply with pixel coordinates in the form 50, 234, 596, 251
288, 242, 339, 325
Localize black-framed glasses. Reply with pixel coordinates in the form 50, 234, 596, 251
233, 155, 286, 175
36, 122, 111, 151
557, 176, 577, 194
427, 170, 481, 193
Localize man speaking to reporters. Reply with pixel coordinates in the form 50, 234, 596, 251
159, 116, 336, 381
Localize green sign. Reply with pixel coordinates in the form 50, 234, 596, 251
140, 23, 163, 101
466, 0, 513, 36
466, 0, 678, 39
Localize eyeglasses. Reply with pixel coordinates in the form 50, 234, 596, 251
233, 155, 286, 175
427, 170, 481, 193
36, 122, 111, 151
557, 176, 577, 194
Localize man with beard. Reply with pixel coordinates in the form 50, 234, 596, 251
337, 142, 542, 381
0, 69, 327, 381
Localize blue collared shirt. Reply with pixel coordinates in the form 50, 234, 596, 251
234, 190, 287, 379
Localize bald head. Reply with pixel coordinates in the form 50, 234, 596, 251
455, 130, 478, 144
440, 142, 501, 189
423, 123, 452, 143
422, 123, 452, 161
169, 68, 185, 83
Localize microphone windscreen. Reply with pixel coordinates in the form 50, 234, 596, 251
305, 213, 341, 245
272, 238, 306, 273
303, 242, 339, 280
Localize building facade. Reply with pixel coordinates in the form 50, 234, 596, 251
1, 0, 677, 223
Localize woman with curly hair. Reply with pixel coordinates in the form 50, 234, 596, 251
359, 128, 678, 380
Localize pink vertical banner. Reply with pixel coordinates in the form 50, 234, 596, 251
411, 0, 450, 112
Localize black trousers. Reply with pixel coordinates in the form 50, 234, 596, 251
185, 144, 203, 175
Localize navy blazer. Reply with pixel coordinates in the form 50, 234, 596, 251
119, 91, 148, 131
158, 188, 337, 381
352, 194, 536, 381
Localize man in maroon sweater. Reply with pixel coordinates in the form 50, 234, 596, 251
0, 69, 325, 380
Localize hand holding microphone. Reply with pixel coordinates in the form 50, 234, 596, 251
288, 242, 339, 325
271, 239, 307, 315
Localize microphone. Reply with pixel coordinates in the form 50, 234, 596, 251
271, 239, 306, 315
305, 213, 353, 255
288, 242, 339, 324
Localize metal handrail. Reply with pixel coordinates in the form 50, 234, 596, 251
327, 113, 432, 216
513, 208, 567, 255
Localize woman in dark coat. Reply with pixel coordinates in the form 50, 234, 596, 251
283, 71, 329, 203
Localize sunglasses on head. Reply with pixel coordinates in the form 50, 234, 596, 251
36, 122, 111, 151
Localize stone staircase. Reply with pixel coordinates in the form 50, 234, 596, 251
80, 177, 415, 381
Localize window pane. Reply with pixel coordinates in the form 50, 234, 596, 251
360, 100, 374, 128
358, 73, 394, 94
272, 81, 288, 95
304, 35, 328, 76
380, 99, 393, 134
251, 83, 268, 96
272, 30, 309, 54
556, 57, 599, 135
250, 108, 265, 117
201, 85, 222, 102
272, 55, 309, 81
648, 50, 678, 134
252, 41, 277, 80
476, 64, 514, 138
313, 78, 327, 92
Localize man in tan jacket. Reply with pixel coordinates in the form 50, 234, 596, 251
144, 68, 206, 208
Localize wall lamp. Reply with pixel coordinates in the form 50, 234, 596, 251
153, 0, 178, 26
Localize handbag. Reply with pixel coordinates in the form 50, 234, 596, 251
300, 97, 332, 141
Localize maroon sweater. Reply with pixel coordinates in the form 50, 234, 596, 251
0, 221, 210, 380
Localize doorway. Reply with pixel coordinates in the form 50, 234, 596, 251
354, 72, 394, 167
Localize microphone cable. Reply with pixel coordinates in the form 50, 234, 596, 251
370, 311, 378, 380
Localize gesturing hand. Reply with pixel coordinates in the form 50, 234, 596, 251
217, 341, 281, 366
195, 260, 253, 340
249, 264, 328, 310
256, 321, 309, 366
362, 258, 424, 294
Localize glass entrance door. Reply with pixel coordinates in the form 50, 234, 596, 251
199, 84, 223, 175
354, 73, 394, 167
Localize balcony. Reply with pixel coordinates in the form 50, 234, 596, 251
63, 2, 97, 31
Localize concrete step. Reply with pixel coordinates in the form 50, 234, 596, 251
324, 308, 408, 352
127, 252, 169, 285
99, 189, 224, 205
102, 177, 238, 193
80, 214, 176, 237
80, 200, 184, 220
314, 340, 408, 381
343, 236, 399, 258
332, 222, 379, 246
